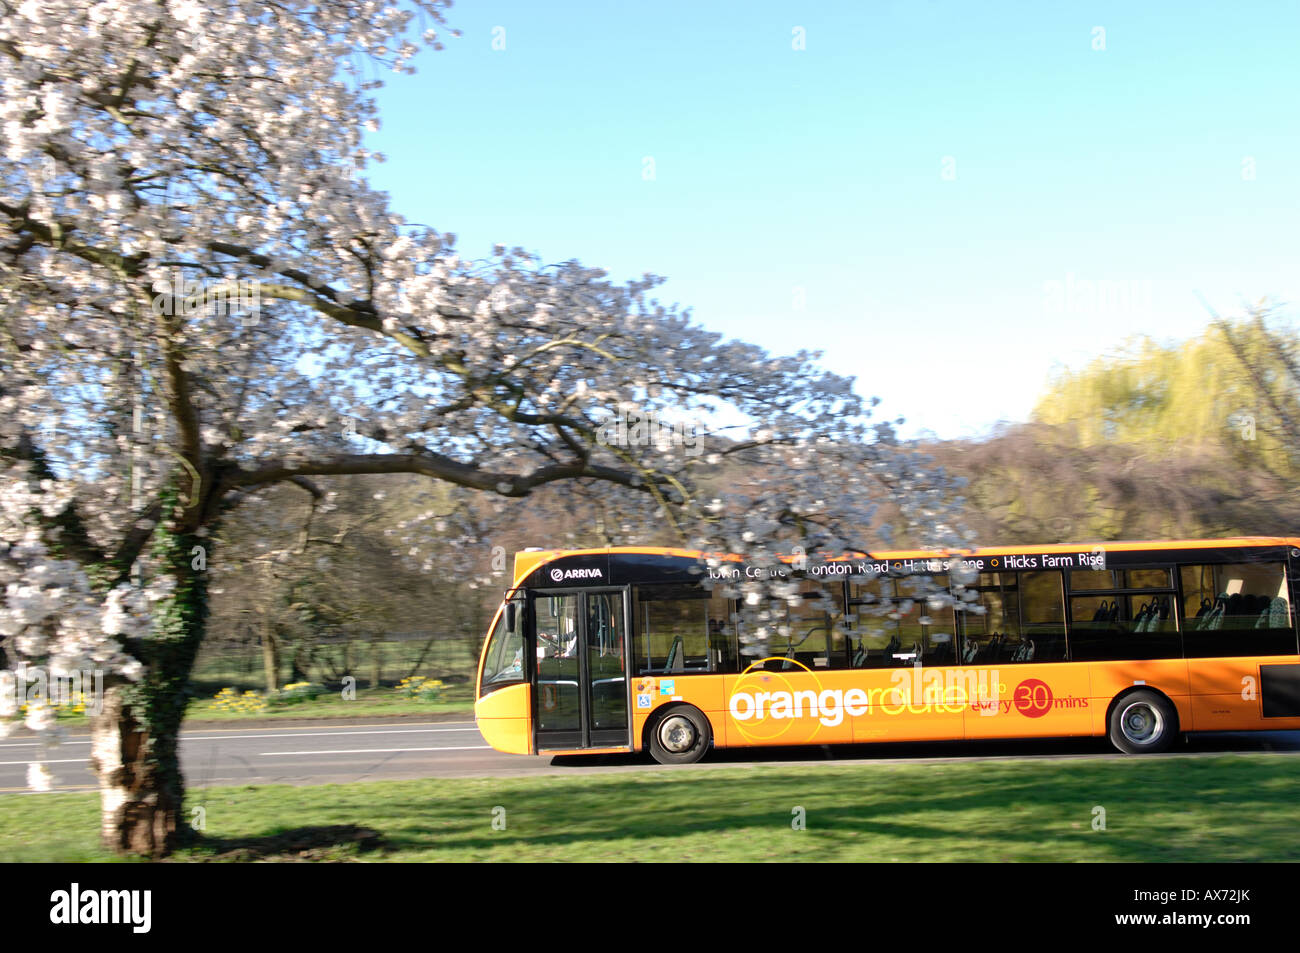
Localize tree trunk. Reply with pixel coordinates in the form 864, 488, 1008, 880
404, 632, 437, 680
290, 639, 308, 682
261, 622, 281, 694
462, 597, 487, 666
370, 636, 383, 690
89, 686, 181, 855
89, 509, 209, 858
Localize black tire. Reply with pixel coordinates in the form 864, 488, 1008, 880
647, 705, 712, 765
1108, 689, 1179, 754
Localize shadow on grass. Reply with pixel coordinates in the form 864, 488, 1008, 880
152, 740, 1300, 861
548, 730, 1300, 769
370, 755, 1300, 861
177, 824, 385, 862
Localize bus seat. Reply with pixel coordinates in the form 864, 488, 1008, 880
1256, 597, 1289, 629
1269, 597, 1289, 627
1137, 599, 1167, 633
929, 639, 952, 664
664, 635, 684, 674
1202, 595, 1228, 630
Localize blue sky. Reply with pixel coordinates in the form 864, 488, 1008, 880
366, 1, 1300, 438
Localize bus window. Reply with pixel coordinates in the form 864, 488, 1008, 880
957, 572, 1062, 664
1070, 568, 1174, 591
761, 580, 845, 671
958, 572, 1019, 663
846, 577, 893, 669
479, 602, 525, 696
904, 575, 956, 666
709, 613, 740, 674
537, 595, 579, 658
1017, 571, 1067, 662
849, 575, 953, 667
633, 584, 735, 675
1181, 563, 1298, 657
1068, 592, 1180, 661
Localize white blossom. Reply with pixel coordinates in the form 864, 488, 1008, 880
0, 0, 967, 801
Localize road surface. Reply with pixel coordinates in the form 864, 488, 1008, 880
2, 717, 1298, 793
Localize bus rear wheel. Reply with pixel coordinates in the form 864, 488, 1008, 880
1108, 689, 1178, 754
647, 705, 711, 765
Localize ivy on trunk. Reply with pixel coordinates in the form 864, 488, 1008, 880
89, 499, 209, 858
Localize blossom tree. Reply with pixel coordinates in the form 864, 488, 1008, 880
0, 0, 968, 856
0, 455, 156, 815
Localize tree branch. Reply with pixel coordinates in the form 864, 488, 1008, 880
224, 450, 667, 499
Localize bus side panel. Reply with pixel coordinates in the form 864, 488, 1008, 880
1087, 660, 1190, 735
1187, 657, 1300, 732
475, 683, 533, 755
630, 675, 728, 751
719, 671, 862, 747
962, 662, 1094, 739
715, 670, 961, 747
842, 669, 964, 744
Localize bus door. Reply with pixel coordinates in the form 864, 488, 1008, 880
532, 588, 630, 750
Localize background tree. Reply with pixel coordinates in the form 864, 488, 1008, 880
934, 307, 1300, 542
205, 474, 489, 693
1033, 307, 1300, 479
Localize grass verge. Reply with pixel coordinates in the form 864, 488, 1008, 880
47, 686, 475, 729
184, 685, 475, 722
2, 753, 1297, 862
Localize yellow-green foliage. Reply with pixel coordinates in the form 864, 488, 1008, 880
1032, 314, 1299, 477
926, 312, 1300, 544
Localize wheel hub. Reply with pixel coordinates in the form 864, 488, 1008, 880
659, 715, 696, 753
1120, 702, 1162, 745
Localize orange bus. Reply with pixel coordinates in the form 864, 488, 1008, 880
474, 539, 1300, 764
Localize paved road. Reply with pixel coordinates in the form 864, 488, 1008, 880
0, 719, 522, 793
3, 718, 1298, 794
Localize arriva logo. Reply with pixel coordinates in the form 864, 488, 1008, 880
549, 567, 603, 582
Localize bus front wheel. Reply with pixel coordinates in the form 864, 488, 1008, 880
1107, 689, 1179, 754
647, 705, 712, 765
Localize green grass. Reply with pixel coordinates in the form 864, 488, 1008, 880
3, 754, 1298, 862
46, 685, 475, 729
183, 684, 475, 722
